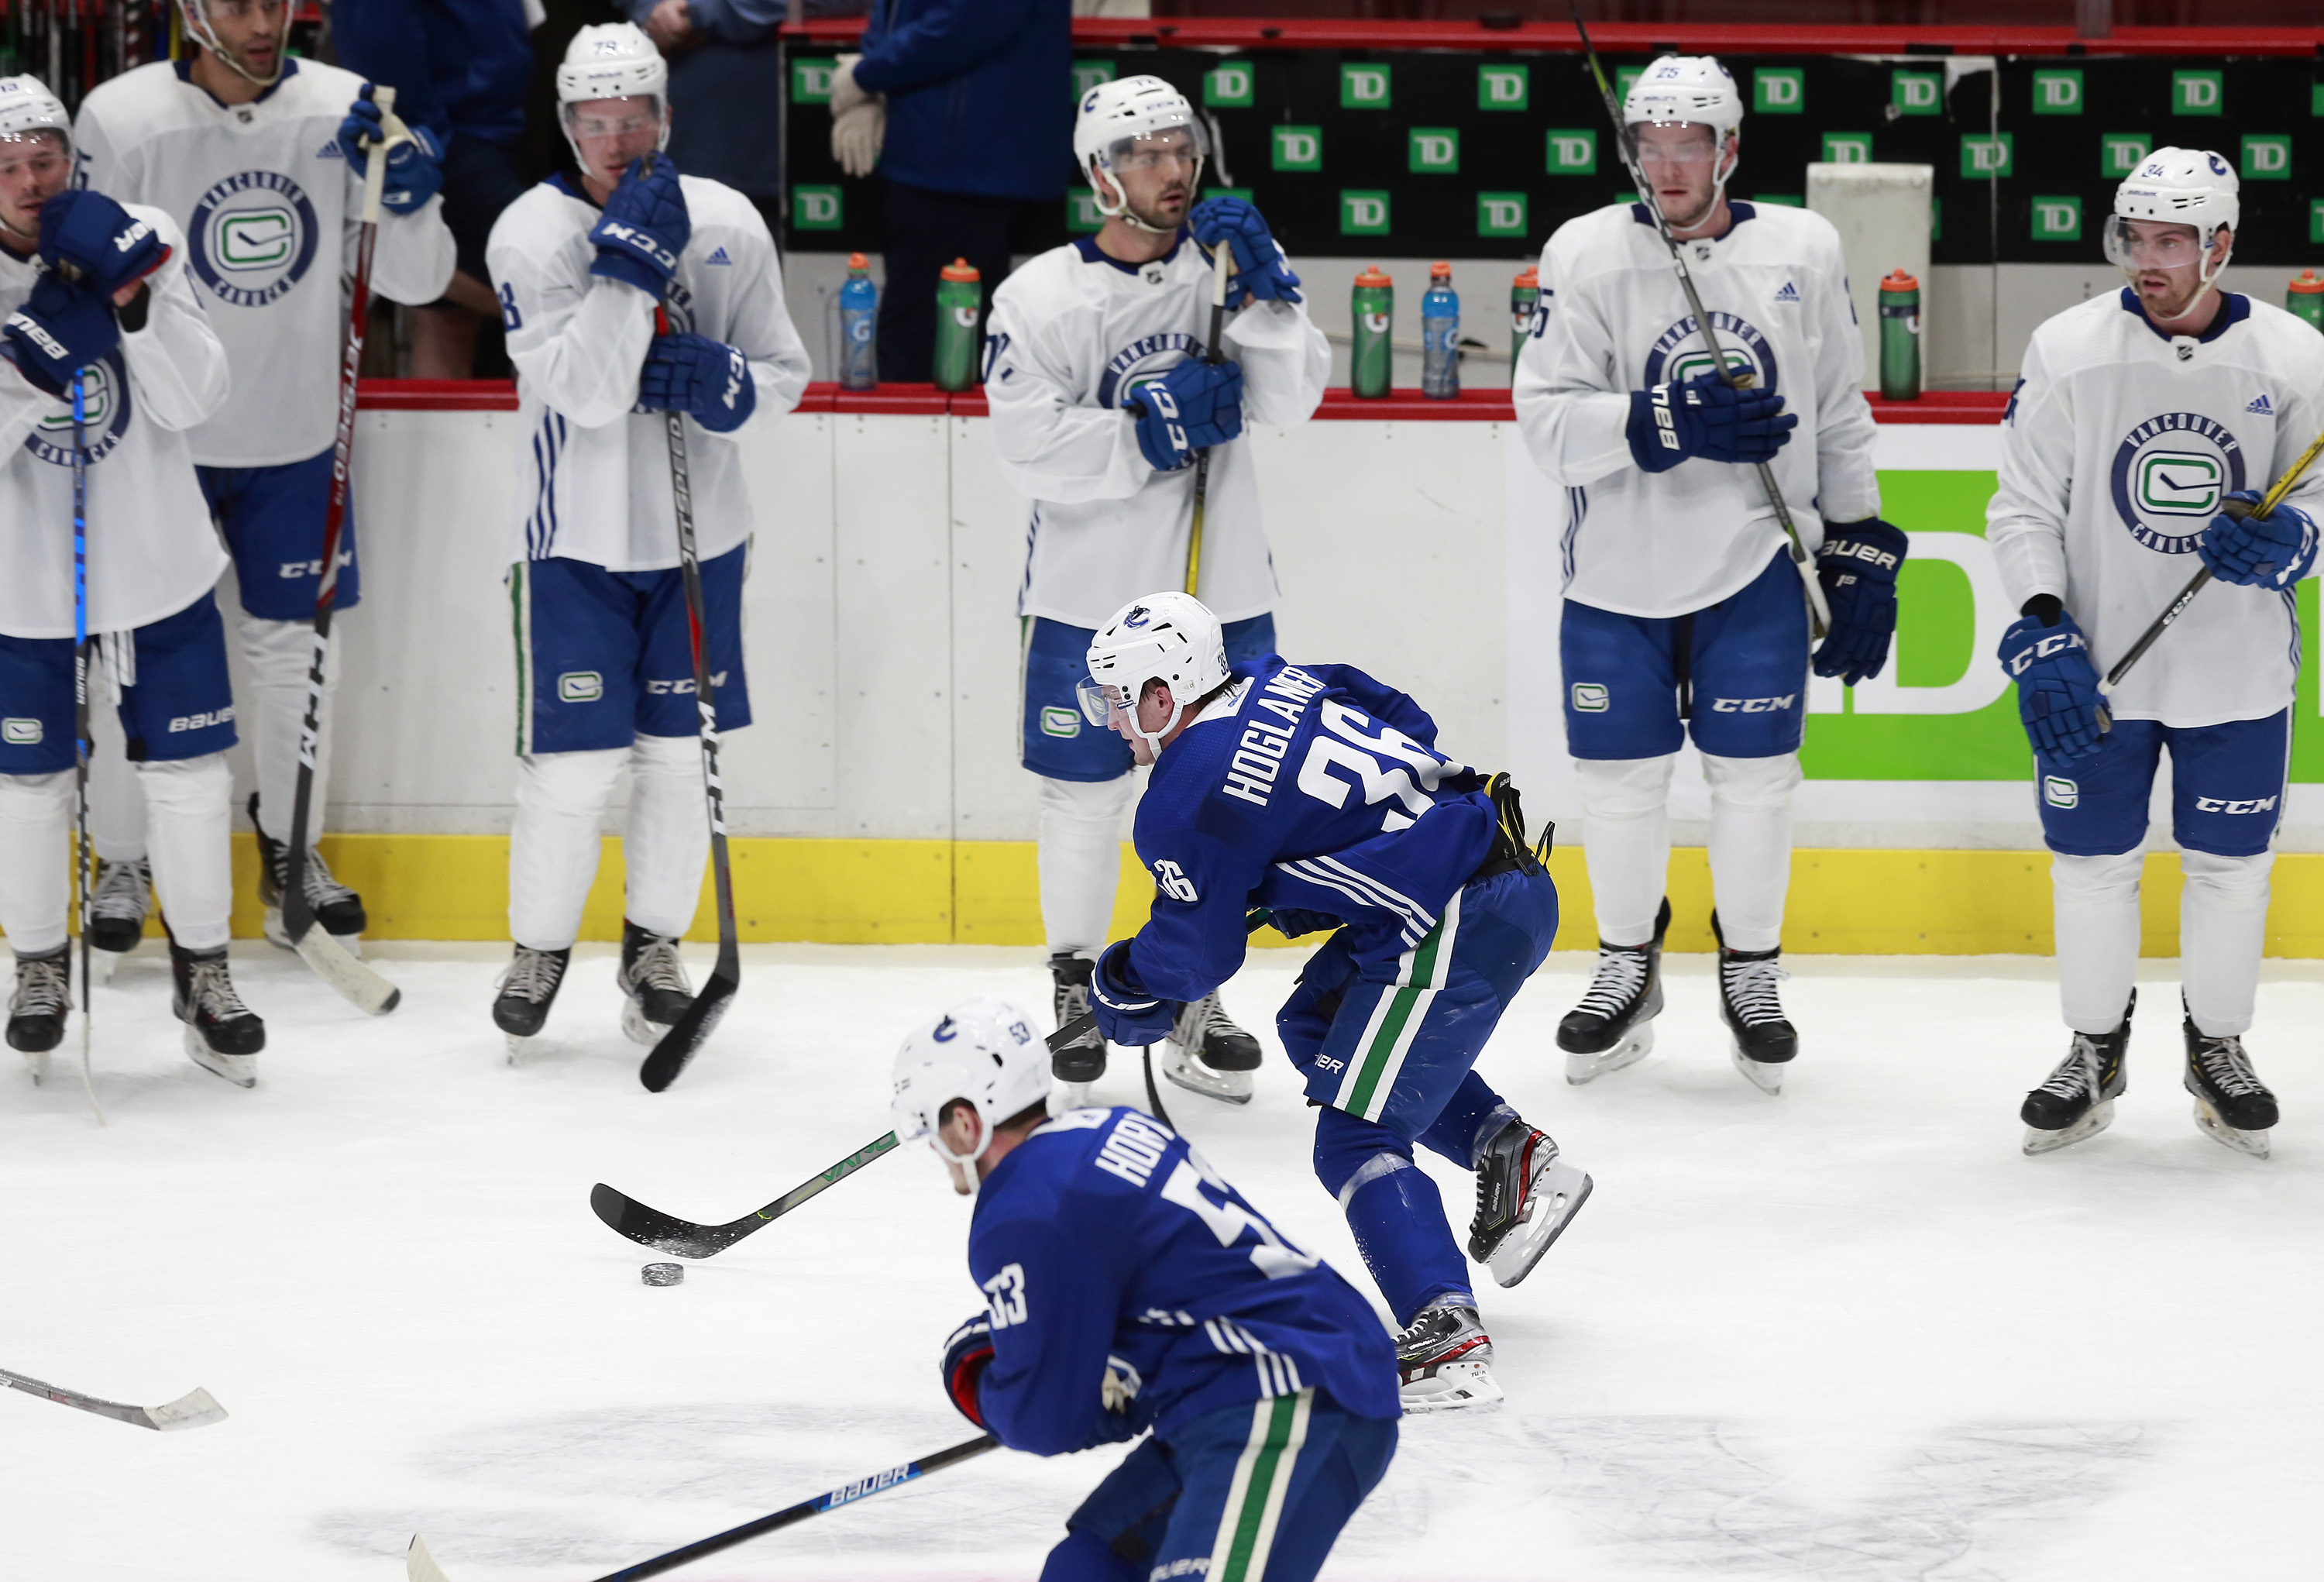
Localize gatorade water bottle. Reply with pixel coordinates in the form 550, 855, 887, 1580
1511, 265, 1539, 370
2289, 269, 2324, 334
839, 252, 878, 390
1351, 266, 1393, 398
1421, 262, 1459, 400
933, 257, 981, 392
1879, 268, 1921, 401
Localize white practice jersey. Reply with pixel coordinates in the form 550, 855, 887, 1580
984, 234, 1330, 628
1988, 289, 2324, 728
1514, 201, 1879, 618
74, 59, 455, 468
0, 208, 231, 639
488, 174, 810, 573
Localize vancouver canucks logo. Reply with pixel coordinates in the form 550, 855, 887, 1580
1642, 311, 1779, 393
2109, 412, 2247, 553
1096, 332, 1205, 410
25, 353, 132, 466
188, 170, 321, 308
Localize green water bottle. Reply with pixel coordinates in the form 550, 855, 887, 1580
933, 257, 982, 392
1351, 265, 1393, 398
1510, 265, 1539, 370
2290, 270, 2324, 334
1878, 268, 1920, 401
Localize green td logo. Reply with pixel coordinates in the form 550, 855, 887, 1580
1821, 133, 1871, 165
2101, 134, 2151, 177
1271, 126, 1321, 172
1477, 193, 1528, 237
1203, 62, 1252, 108
2030, 194, 2082, 242
792, 186, 842, 231
2137, 451, 2223, 516
2243, 135, 2291, 181
2172, 71, 2222, 116
1408, 128, 1459, 174
1071, 60, 1115, 101
1477, 65, 1528, 111
1961, 134, 2013, 178
1891, 70, 1941, 115
2312, 199, 2324, 246
1067, 191, 1103, 232
1545, 128, 1597, 174
2031, 69, 2082, 115
791, 59, 834, 104
1754, 68, 1803, 114
1340, 191, 1391, 236
1341, 64, 1391, 109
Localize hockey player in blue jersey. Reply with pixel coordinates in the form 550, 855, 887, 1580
891, 996, 1400, 1582
1075, 593, 1592, 1412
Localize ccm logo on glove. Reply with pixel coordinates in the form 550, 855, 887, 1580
2005, 630, 2087, 675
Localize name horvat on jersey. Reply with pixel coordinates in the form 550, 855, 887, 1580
1221, 665, 1328, 806
2110, 412, 2248, 553
1643, 311, 1779, 390
187, 171, 320, 308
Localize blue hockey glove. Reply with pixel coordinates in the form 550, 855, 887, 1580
338, 87, 445, 215
1997, 601, 2102, 763
940, 1313, 994, 1428
1092, 940, 1174, 1047
1188, 197, 1302, 307
2198, 490, 2317, 590
1625, 369, 1796, 474
36, 190, 168, 297
1124, 358, 1243, 473
3, 272, 121, 399
590, 155, 689, 296
1812, 518, 1909, 686
637, 332, 756, 433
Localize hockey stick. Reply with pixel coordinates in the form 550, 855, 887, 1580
1182, 240, 1233, 597
407, 1434, 997, 1582
67, 365, 101, 1123
1568, 7, 1830, 641
0, 1364, 225, 1431
638, 265, 741, 1093
594, 1013, 1101, 1257
277, 85, 405, 1018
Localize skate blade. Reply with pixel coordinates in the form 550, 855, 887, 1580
1731, 1042, 1786, 1095
1399, 1360, 1504, 1415
504, 1033, 535, 1067
1163, 1051, 1253, 1106
91, 947, 122, 985
1565, 1023, 1653, 1086
2023, 1099, 2115, 1156
1487, 1163, 1594, 1288
21, 1048, 47, 1085
183, 1026, 256, 1088
2190, 1097, 2271, 1159
619, 997, 675, 1049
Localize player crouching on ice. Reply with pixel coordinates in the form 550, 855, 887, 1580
1989, 148, 2323, 1160
0, 77, 263, 1085
1076, 593, 1591, 1411
892, 997, 1399, 1580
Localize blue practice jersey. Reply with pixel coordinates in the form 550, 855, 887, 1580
968, 1106, 1400, 1456
1125, 655, 1497, 1001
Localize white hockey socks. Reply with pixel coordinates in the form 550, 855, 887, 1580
624, 733, 708, 941
1702, 751, 1800, 953
2181, 848, 2271, 1038
2051, 850, 2143, 1035
0, 770, 73, 955
1037, 773, 1133, 958
508, 748, 624, 952
85, 641, 148, 862
1575, 755, 1673, 948
139, 753, 234, 951
240, 613, 339, 844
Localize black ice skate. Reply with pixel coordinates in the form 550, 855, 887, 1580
1468, 1117, 1593, 1288
170, 942, 264, 1087
2020, 992, 2131, 1156
493, 944, 571, 1058
1714, 912, 1796, 1094
88, 855, 151, 961
618, 922, 693, 1047
2183, 1013, 2277, 1160
9, 946, 70, 1082
1394, 1298, 1502, 1413
1162, 989, 1261, 1105
251, 794, 366, 952
1049, 951, 1107, 1096
1558, 896, 1669, 1085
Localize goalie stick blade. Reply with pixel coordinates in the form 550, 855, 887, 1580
407, 1533, 455, 1582
293, 926, 401, 1016
638, 966, 737, 1092
141, 1386, 229, 1432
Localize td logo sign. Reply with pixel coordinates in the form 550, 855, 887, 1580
1477, 65, 1528, 110
1545, 129, 1597, 174
1341, 64, 1391, 108
1340, 191, 1391, 236
793, 186, 841, 231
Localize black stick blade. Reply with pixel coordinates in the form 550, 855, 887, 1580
590, 1182, 733, 1260
638, 967, 737, 1092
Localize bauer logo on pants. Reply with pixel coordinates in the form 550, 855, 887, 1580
2110, 414, 2247, 552
1570, 683, 1609, 713
2044, 776, 2078, 809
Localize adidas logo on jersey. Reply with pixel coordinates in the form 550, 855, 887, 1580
1773, 280, 1800, 302
2247, 394, 2273, 414
706, 246, 732, 265
316, 139, 343, 160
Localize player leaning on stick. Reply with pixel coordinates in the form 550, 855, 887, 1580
71, 0, 455, 962
483, 24, 807, 1052
1989, 150, 2323, 1160
983, 75, 1329, 1108
1078, 594, 1591, 1412
891, 997, 1400, 1579
0, 77, 259, 1084
1513, 55, 1899, 1095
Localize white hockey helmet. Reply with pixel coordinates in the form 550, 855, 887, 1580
0, 75, 70, 155
890, 997, 1049, 1168
556, 22, 672, 163
2106, 147, 2236, 316
1078, 592, 1230, 756
1624, 54, 1742, 205
1074, 74, 1209, 232
177, 0, 287, 89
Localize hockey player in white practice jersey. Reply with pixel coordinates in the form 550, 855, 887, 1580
0, 77, 265, 1085
985, 74, 1329, 1107
1988, 150, 2323, 1160
71, 0, 455, 961
1513, 55, 1899, 1095
484, 25, 808, 1052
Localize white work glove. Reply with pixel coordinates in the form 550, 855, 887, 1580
830, 53, 885, 178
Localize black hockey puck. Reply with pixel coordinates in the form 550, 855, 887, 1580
641, 1262, 684, 1287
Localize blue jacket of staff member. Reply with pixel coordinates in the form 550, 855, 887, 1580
850, 0, 1073, 201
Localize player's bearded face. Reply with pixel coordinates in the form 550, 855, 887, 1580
569, 98, 665, 185
198, 0, 287, 77
1110, 130, 1198, 229
2117, 219, 2223, 318
0, 132, 70, 243
1634, 122, 1728, 229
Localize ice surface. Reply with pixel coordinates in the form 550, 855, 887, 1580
2, 941, 2319, 1581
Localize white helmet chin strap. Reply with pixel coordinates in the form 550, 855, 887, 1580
1091, 158, 1202, 236
2130, 234, 2233, 327
181, 2, 285, 90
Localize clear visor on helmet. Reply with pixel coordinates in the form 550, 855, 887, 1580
1629, 120, 1722, 165
1104, 119, 1209, 175
0, 126, 70, 169
2102, 215, 2211, 272
1076, 676, 1132, 729
560, 95, 667, 143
